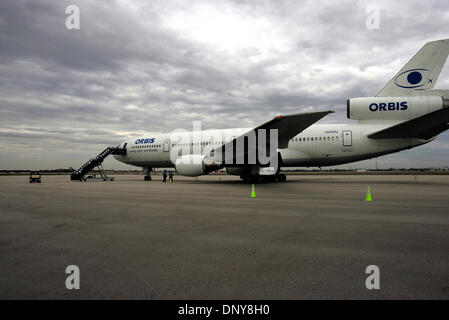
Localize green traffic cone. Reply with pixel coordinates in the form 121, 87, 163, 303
250, 184, 256, 198
365, 186, 373, 202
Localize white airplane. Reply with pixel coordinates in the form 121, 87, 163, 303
77, 39, 449, 182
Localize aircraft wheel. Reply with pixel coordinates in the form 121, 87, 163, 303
144, 175, 151, 181
276, 174, 286, 182
249, 175, 260, 183
261, 175, 276, 183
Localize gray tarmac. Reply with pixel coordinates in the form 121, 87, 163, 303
0, 174, 448, 299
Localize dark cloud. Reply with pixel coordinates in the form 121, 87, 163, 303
0, 0, 449, 169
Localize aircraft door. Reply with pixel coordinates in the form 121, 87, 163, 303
163, 139, 170, 152
342, 130, 352, 146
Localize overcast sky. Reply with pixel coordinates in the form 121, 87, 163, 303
1, 0, 449, 170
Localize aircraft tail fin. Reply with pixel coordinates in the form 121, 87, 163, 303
376, 39, 449, 97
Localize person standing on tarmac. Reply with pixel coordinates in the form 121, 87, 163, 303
168, 171, 173, 183
162, 169, 167, 183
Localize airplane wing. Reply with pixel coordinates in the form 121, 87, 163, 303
252, 110, 334, 148
368, 107, 449, 140
212, 110, 334, 165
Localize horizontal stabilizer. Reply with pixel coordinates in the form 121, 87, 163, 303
368, 107, 449, 140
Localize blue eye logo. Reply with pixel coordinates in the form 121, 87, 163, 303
407, 71, 422, 84
394, 68, 429, 88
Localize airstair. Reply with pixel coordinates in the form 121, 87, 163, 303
70, 146, 126, 181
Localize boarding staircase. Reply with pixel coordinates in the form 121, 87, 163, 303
70, 146, 126, 181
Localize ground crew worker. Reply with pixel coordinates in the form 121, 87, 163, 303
162, 169, 167, 183
168, 171, 173, 183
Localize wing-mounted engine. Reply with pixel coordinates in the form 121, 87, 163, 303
175, 155, 222, 177
347, 96, 447, 121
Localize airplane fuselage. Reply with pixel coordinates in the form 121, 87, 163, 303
113, 123, 431, 169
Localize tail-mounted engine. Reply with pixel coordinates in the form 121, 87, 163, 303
347, 96, 446, 121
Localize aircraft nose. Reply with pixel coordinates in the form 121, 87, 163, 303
112, 141, 128, 161
118, 141, 128, 149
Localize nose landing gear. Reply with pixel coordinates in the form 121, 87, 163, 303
144, 167, 152, 181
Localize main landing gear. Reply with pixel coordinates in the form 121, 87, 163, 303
276, 173, 287, 182
240, 173, 286, 183
144, 167, 152, 181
